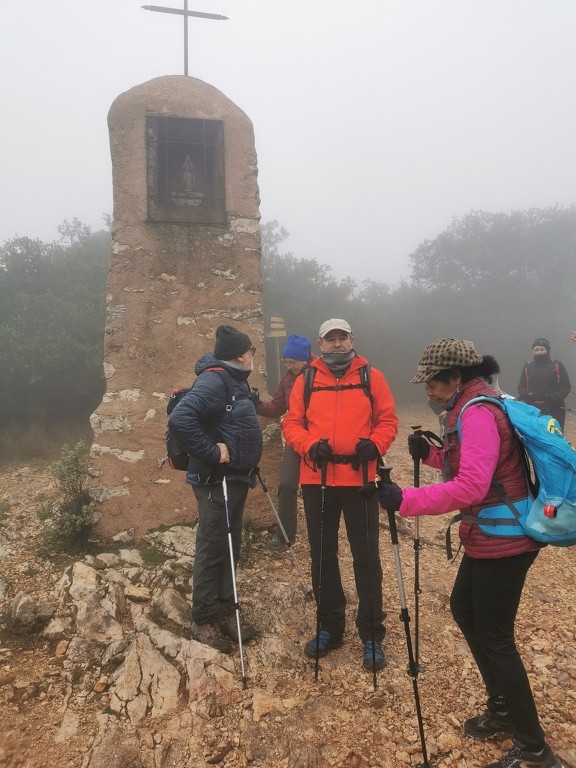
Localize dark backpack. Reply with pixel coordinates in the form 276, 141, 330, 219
523, 359, 561, 390
302, 363, 372, 414
164, 368, 236, 471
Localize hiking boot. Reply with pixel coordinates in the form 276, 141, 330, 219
484, 742, 562, 768
190, 620, 233, 654
266, 534, 293, 552
217, 603, 257, 643
219, 614, 257, 643
304, 629, 343, 658
362, 640, 386, 671
464, 709, 514, 739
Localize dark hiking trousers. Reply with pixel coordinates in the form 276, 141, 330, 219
301, 484, 386, 642
450, 550, 545, 751
191, 481, 248, 625
275, 444, 301, 542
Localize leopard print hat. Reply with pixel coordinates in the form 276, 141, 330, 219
411, 338, 484, 383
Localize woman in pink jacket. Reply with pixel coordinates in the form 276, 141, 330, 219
377, 338, 561, 768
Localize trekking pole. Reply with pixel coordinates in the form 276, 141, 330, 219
409, 425, 442, 669
221, 476, 247, 689
361, 460, 378, 690
410, 425, 425, 674
377, 464, 437, 768
255, 469, 313, 600
314, 439, 329, 682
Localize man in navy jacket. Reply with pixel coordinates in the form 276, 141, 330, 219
169, 325, 263, 653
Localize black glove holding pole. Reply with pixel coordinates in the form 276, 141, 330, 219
308, 440, 334, 464
355, 437, 379, 462
408, 433, 430, 462
250, 387, 261, 406
359, 463, 403, 508
377, 482, 403, 512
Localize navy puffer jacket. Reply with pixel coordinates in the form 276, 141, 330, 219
168, 353, 263, 486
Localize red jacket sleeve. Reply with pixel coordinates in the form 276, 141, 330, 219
256, 375, 288, 419
281, 374, 314, 455
366, 368, 399, 456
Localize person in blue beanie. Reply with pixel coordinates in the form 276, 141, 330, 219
252, 333, 313, 551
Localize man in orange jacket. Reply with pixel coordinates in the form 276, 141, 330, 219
282, 318, 398, 670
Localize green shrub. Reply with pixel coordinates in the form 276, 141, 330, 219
36, 441, 95, 552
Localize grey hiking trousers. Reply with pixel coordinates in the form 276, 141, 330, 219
191, 481, 248, 624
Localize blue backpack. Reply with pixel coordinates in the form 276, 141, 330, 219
457, 396, 576, 546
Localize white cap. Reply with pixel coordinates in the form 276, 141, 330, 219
318, 318, 352, 338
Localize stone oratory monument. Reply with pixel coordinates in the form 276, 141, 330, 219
90, 74, 271, 537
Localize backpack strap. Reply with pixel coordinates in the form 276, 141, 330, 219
524, 362, 531, 391
303, 364, 372, 411
202, 367, 238, 412
303, 366, 316, 412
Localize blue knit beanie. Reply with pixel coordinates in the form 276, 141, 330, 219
282, 333, 311, 361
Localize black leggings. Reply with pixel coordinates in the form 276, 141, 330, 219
450, 550, 545, 750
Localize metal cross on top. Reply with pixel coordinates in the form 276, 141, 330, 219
142, 2, 228, 76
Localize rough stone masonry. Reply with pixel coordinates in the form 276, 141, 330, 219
89, 75, 274, 538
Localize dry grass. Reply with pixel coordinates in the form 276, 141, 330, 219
0, 421, 93, 464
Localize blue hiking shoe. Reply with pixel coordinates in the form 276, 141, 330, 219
363, 640, 386, 671
304, 629, 343, 658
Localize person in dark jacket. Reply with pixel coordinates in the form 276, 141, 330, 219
377, 338, 561, 768
252, 333, 312, 551
169, 325, 263, 654
518, 338, 571, 430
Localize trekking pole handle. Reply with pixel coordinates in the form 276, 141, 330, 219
320, 437, 329, 488
411, 425, 423, 486
377, 466, 400, 546
377, 465, 392, 486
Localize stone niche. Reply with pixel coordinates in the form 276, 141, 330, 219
90, 75, 276, 538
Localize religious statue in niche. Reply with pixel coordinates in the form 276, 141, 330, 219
172, 154, 205, 207
146, 115, 225, 224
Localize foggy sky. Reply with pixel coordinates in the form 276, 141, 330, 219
1, 0, 575, 284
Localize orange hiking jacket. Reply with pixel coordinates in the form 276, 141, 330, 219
282, 354, 398, 486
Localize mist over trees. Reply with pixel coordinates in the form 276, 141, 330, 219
1, 206, 574, 441
0, 219, 109, 430
262, 206, 576, 400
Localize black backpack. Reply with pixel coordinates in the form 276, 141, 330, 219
164, 367, 236, 470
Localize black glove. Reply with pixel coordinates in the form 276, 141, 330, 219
250, 387, 260, 406
355, 438, 379, 462
377, 482, 403, 512
408, 434, 430, 462
308, 441, 334, 464
358, 482, 377, 499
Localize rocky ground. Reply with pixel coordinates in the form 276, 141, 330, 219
1, 406, 575, 768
